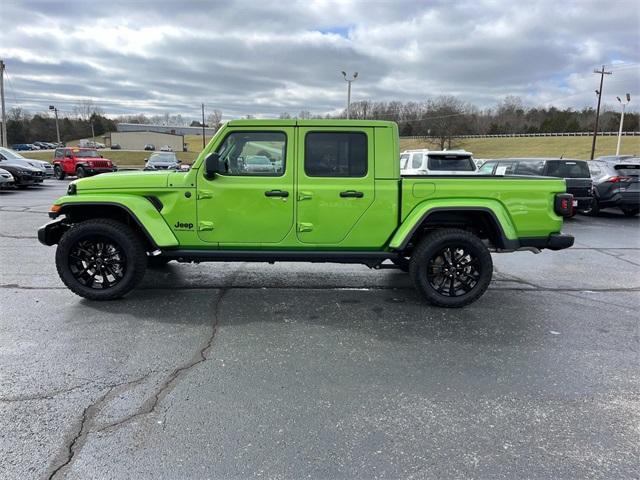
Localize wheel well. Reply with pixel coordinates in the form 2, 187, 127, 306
402, 209, 506, 252
59, 204, 156, 250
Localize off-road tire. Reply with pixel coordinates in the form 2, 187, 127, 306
56, 219, 147, 300
621, 207, 639, 217
54, 165, 66, 180
76, 166, 86, 178
409, 228, 493, 308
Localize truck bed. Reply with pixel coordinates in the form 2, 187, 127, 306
400, 175, 566, 239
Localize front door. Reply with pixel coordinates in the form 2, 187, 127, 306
296, 127, 375, 244
196, 128, 295, 244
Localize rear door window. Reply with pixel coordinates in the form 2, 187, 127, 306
515, 160, 545, 176
304, 131, 367, 177
411, 153, 423, 169
478, 161, 496, 175
495, 161, 515, 175
427, 155, 475, 171
545, 160, 590, 178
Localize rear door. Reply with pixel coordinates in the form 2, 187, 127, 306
296, 127, 374, 244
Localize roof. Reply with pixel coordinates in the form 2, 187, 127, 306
226, 119, 397, 128
401, 149, 472, 155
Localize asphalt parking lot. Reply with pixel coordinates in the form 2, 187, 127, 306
1, 180, 638, 479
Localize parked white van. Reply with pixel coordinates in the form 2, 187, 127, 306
400, 149, 477, 175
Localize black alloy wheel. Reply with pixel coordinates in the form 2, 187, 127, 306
426, 246, 481, 297
68, 237, 126, 289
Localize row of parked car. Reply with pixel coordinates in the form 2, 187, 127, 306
11, 141, 63, 151
400, 149, 640, 217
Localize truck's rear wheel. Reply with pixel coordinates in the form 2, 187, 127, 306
54, 165, 66, 180
409, 228, 492, 308
55, 219, 147, 300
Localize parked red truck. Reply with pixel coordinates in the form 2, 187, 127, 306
53, 147, 117, 179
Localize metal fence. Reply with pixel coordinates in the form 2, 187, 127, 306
401, 131, 640, 140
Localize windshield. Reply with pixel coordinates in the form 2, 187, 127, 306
427, 155, 475, 171
545, 160, 590, 178
0, 148, 23, 159
149, 153, 177, 163
75, 149, 100, 158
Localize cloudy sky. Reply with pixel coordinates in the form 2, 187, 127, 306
1, 0, 639, 120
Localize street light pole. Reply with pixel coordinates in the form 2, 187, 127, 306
0, 60, 7, 148
341, 71, 358, 119
615, 94, 631, 156
49, 105, 60, 145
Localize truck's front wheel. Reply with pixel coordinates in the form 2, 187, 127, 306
54, 165, 66, 180
409, 228, 492, 308
55, 219, 147, 300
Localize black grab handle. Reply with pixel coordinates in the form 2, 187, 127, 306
265, 190, 289, 197
340, 190, 364, 198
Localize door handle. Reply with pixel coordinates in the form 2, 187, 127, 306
340, 190, 364, 198
265, 190, 289, 198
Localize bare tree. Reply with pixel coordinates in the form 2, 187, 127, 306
425, 96, 467, 149
73, 100, 103, 120
207, 109, 223, 128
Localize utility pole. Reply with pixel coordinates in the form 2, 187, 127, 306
90, 122, 95, 146
341, 71, 358, 119
201, 103, 206, 149
0, 60, 7, 148
616, 94, 631, 156
49, 105, 61, 144
590, 65, 612, 160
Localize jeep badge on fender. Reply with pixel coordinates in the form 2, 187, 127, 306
38, 119, 574, 307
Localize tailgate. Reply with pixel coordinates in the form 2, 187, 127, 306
564, 178, 592, 198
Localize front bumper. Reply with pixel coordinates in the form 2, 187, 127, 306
38, 219, 69, 246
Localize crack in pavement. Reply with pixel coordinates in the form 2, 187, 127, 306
94, 287, 229, 435
45, 268, 237, 479
46, 376, 152, 480
594, 248, 640, 267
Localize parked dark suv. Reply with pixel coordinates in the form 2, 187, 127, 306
478, 158, 593, 212
584, 158, 640, 216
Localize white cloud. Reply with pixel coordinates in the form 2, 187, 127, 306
0, 0, 638, 119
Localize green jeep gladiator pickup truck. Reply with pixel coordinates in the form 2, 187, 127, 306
39, 120, 574, 307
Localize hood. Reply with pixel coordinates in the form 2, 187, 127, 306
0, 159, 42, 171
74, 170, 172, 191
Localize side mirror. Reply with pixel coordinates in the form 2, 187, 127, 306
204, 152, 222, 179
99, 155, 103, 158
